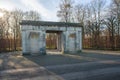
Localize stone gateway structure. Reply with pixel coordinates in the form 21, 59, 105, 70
20, 20, 82, 55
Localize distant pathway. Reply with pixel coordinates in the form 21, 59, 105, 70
83, 50, 120, 55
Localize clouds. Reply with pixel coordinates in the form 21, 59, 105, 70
0, 0, 15, 10
0, 0, 111, 21
0, 0, 59, 21
20, 0, 59, 21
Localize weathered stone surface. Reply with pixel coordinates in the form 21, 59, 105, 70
20, 21, 82, 55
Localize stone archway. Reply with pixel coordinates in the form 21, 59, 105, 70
20, 20, 82, 55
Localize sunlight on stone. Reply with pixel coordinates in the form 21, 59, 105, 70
15, 64, 23, 68
0, 59, 3, 64
18, 56, 41, 67
8, 61, 15, 66
20, 60, 38, 66
63, 54, 99, 61
16, 55, 23, 58
0, 12, 4, 17
101, 60, 120, 64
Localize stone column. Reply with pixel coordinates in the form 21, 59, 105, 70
76, 31, 79, 51
78, 31, 82, 51
58, 33, 62, 51
62, 31, 66, 53
40, 30, 46, 55
21, 30, 28, 54
57, 33, 59, 51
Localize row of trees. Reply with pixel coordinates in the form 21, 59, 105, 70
0, 9, 41, 51
0, 0, 119, 51
57, 0, 120, 50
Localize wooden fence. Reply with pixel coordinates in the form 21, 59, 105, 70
0, 35, 120, 52
83, 36, 120, 50
0, 38, 21, 52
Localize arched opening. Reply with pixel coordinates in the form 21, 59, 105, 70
46, 30, 63, 54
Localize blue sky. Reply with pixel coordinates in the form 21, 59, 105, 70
0, 0, 111, 21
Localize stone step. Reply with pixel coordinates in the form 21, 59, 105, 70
45, 60, 120, 75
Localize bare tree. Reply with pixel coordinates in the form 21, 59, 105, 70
74, 4, 86, 45
11, 9, 23, 50
112, 0, 120, 35
3, 10, 12, 50
57, 0, 73, 22
74, 4, 86, 24
0, 9, 12, 51
0, 8, 42, 52
0, 18, 5, 39
23, 11, 41, 20
1, 10, 11, 38
85, 0, 106, 48
103, 15, 117, 50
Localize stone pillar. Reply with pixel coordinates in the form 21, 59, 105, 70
76, 31, 80, 51
75, 31, 82, 52
58, 33, 60, 51
79, 31, 82, 51
27, 30, 46, 55
21, 30, 28, 54
58, 33, 62, 51
37, 30, 46, 55
62, 31, 66, 53
43, 31, 46, 48
57, 33, 59, 51
63, 31, 66, 53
